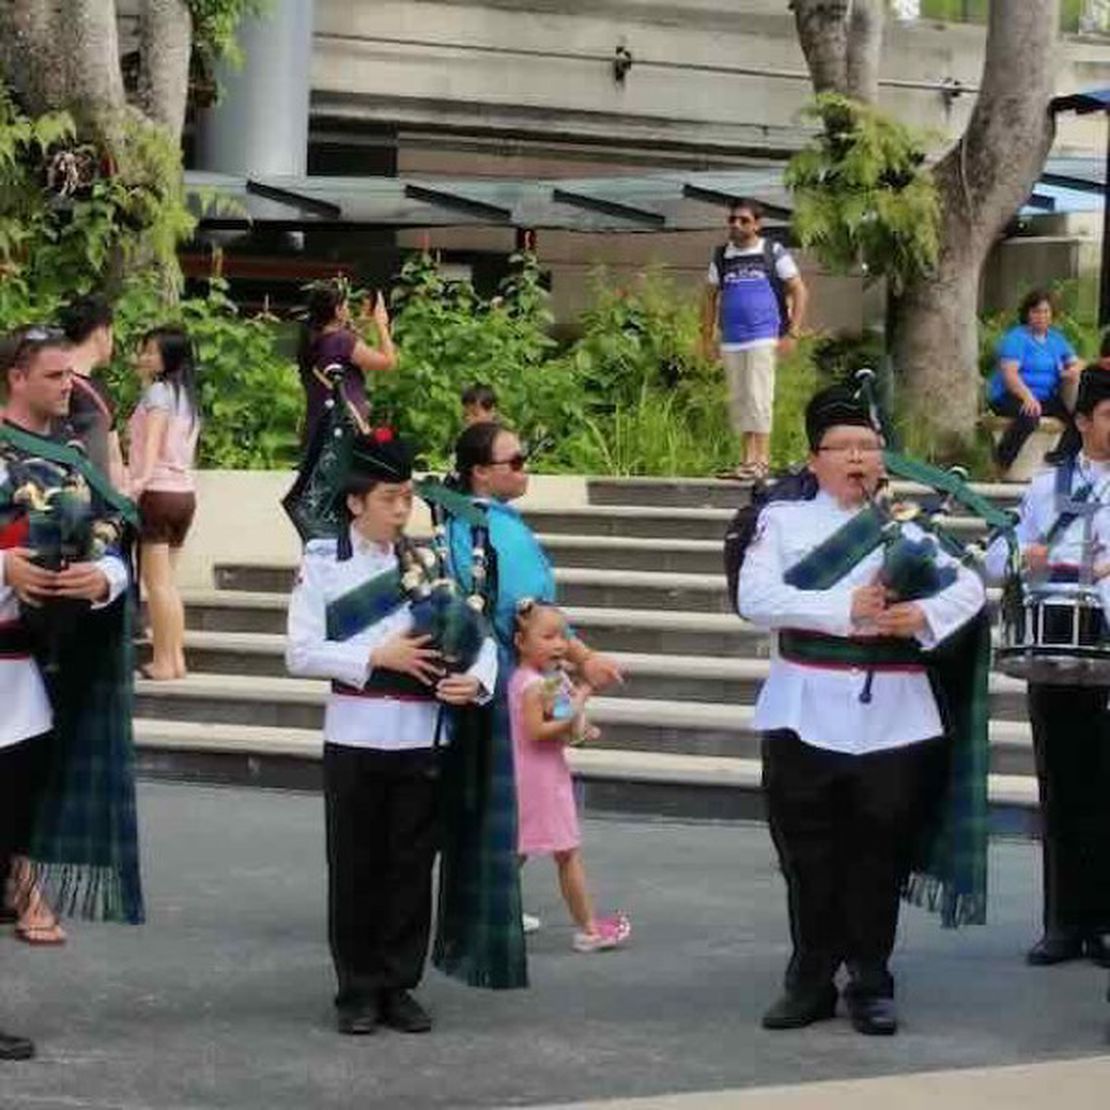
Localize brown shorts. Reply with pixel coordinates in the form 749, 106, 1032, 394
138, 490, 196, 548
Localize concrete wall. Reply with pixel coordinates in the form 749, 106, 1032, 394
311, 1, 1110, 164
178, 471, 590, 590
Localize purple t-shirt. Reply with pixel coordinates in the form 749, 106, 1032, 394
298, 330, 368, 446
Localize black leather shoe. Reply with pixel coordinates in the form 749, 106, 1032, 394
0, 1030, 35, 1061
846, 994, 898, 1036
378, 990, 432, 1034
1026, 933, 1084, 966
336, 1004, 378, 1036
1084, 935, 1110, 969
761, 986, 837, 1030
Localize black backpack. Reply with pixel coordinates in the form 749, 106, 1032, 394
723, 469, 818, 615
713, 239, 791, 337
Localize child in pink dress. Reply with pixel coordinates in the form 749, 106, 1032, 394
509, 599, 630, 953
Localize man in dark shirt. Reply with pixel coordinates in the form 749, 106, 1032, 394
59, 295, 123, 486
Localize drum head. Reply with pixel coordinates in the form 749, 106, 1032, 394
995, 647, 1110, 686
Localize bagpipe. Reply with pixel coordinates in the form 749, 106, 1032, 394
0, 441, 127, 676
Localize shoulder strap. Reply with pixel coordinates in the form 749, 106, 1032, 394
1044, 457, 1092, 546
713, 243, 727, 277
0, 421, 138, 526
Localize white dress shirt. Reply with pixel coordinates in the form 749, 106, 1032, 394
285, 528, 497, 751
738, 490, 986, 755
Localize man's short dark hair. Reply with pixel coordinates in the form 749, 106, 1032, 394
60, 294, 114, 344
729, 198, 764, 222
461, 383, 498, 410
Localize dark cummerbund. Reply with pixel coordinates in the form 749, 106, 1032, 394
778, 628, 926, 672
0, 620, 32, 658
332, 666, 436, 702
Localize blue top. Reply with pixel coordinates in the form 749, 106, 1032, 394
712, 243, 795, 349
446, 498, 558, 651
987, 325, 1077, 405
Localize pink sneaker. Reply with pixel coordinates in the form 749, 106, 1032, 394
572, 912, 631, 953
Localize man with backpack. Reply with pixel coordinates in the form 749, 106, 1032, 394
701, 199, 808, 482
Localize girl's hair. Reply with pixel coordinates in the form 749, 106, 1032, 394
513, 597, 559, 640
1018, 287, 1054, 325
298, 281, 347, 367
141, 326, 198, 426
452, 420, 505, 492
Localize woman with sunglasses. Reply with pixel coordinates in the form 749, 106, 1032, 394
432, 423, 623, 983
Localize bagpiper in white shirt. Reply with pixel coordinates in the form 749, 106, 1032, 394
737, 383, 986, 1039
285, 426, 495, 1038
983, 367, 1110, 969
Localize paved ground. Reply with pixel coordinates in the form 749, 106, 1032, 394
0, 782, 1107, 1110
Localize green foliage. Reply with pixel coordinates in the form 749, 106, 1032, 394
786, 94, 941, 294
188, 0, 266, 66
104, 276, 301, 470
0, 91, 193, 300
920, 0, 1087, 32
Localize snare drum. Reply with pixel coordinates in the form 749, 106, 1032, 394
995, 579, 1110, 685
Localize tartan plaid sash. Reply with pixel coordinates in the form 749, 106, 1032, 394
783, 505, 887, 590
0, 420, 138, 527
325, 566, 405, 642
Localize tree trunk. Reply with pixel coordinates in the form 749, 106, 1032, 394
138, 0, 193, 142
790, 1, 851, 96
892, 0, 1059, 450
0, 1, 66, 113
846, 0, 885, 105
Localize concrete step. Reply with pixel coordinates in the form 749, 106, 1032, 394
176, 629, 1032, 720
132, 672, 1038, 773
131, 716, 1038, 826
184, 590, 763, 654
585, 476, 1024, 511
538, 534, 724, 574
531, 503, 991, 543
215, 564, 735, 614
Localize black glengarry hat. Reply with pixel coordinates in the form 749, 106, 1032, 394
1075, 367, 1110, 417
344, 427, 414, 490
805, 384, 878, 451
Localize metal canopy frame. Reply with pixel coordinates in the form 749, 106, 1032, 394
1050, 88, 1110, 327
245, 179, 342, 219
403, 183, 513, 222
681, 182, 793, 222
550, 187, 665, 227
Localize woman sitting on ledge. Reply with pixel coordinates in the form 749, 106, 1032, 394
987, 288, 1084, 471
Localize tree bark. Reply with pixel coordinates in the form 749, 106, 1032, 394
846, 0, 885, 105
0, 1, 67, 113
138, 0, 193, 142
790, 0, 851, 97
892, 0, 1059, 451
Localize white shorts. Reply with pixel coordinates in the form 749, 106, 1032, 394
722, 346, 776, 435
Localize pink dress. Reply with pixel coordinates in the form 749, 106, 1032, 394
508, 664, 581, 856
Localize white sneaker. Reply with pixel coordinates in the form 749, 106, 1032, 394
522, 913, 542, 934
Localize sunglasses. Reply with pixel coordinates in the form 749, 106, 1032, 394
486, 452, 529, 472
728, 215, 756, 226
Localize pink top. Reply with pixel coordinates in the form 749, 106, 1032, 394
508, 664, 581, 856
128, 381, 199, 494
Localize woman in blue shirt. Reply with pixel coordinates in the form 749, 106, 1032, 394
988, 289, 1084, 469
434, 422, 622, 989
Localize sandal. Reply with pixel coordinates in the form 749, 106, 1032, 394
15, 919, 67, 946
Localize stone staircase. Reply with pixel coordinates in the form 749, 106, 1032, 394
133, 477, 1039, 826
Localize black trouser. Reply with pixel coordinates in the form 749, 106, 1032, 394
762, 730, 947, 999
1027, 684, 1110, 937
324, 743, 440, 1012
990, 392, 1073, 469
0, 731, 55, 898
